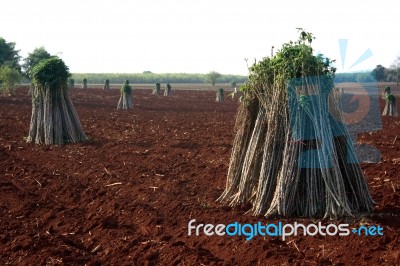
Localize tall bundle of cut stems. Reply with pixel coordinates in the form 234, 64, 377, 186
216, 88, 224, 102
103, 79, 110, 90
382, 86, 398, 116
82, 78, 87, 89
68, 78, 75, 89
153, 82, 161, 95
27, 57, 88, 145
164, 83, 172, 96
117, 80, 132, 109
218, 30, 374, 218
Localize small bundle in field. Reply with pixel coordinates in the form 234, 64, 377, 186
231, 81, 237, 98
164, 83, 172, 96
27, 57, 88, 145
382, 86, 398, 116
218, 30, 373, 218
216, 88, 224, 102
103, 79, 110, 90
68, 78, 75, 89
117, 80, 132, 109
153, 82, 161, 95
82, 78, 87, 89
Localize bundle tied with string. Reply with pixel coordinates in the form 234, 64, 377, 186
27, 57, 88, 145
218, 30, 374, 218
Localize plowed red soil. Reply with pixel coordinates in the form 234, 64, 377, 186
0, 85, 399, 265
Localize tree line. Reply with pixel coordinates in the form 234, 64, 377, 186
334, 72, 375, 83
70, 72, 247, 85
1, 35, 399, 94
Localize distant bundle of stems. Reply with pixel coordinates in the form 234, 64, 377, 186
27, 57, 88, 145
68, 78, 75, 89
216, 88, 224, 102
164, 83, 172, 96
218, 30, 373, 218
117, 80, 132, 109
103, 79, 110, 90
382, 86, 398, 116
82, 78, 87, 89
153, 82, 161, 95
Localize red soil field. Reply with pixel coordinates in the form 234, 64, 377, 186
0, 85, 399, 265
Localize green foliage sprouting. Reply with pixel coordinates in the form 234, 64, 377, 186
31, 57, 70, 90
241, 28, 336, 105
386, 93, 396, 102
121, 79, 132, 94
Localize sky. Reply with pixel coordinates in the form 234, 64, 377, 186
1, 0, 399, 75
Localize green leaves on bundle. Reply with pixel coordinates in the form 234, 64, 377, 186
386, 93, 396, 102
121, 79, 132, 94
31, 57, 70, 89
243, 29, 336, 98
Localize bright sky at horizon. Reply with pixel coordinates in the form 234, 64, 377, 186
1, 0, 399, 75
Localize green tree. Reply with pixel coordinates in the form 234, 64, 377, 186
207, 71, 221, 89
0, 37, 21, 72
22, 47, 52, 78
0, 65, 21, 95
387, 56, 400, 84
371, 64, 386, 81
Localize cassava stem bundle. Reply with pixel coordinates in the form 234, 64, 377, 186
117, 80, 132, 109
216, 88, 224, 102
164, 83, 172, 96
218, 30, 373, 218
27, 57, 88, 145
